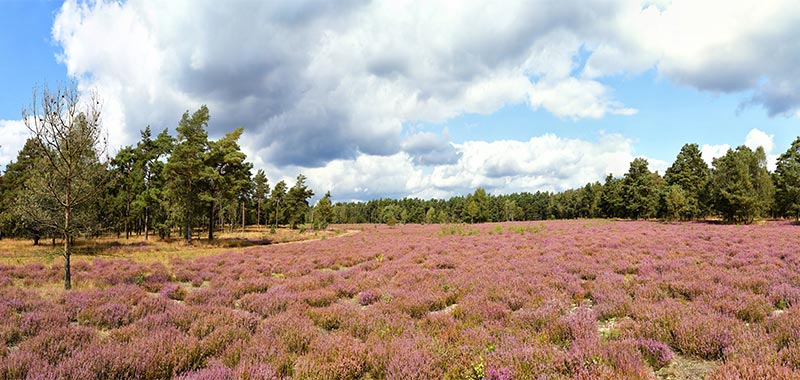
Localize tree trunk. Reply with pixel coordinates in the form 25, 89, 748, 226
144, 207, 149, 241
208, 201, 215, 241
257, 199, 261, 227
64, 199, 72, 290
241, 199, 246, 234
275, 201, 280, 230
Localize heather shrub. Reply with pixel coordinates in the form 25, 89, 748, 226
673, 312, 737, 360
19, 325, 96, 364
766, 306, 800, 349
707, 359, 800, 380
302, 288, 339, 307
231, 277, 271, 298
358, 290, 380, 306
384, 338, 444, 380
780, 345, 800, 370
176, 364, 235, 380
294, 333, 367, 380
239, 288, 295, 317
20, 310, 69, 337
264, 311, 319, 355
0, 349, 44, 380
635, 338, 674, 370
185, 287, 235, 308
161, 283, 187, 301
768, 284, 800, 309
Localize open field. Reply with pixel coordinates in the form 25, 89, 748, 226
2, 220, 800, 379
0, 226, 345, 268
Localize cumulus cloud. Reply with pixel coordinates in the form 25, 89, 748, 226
51, 0, 640, 168
0, 120, 30, 168
701, 144, 731, 167
401, 130, 460, 166
585, 0, 800, 116
302, 133, 651, 201
37, 0, 800, 199
701, 128, 778, 171
744, 128, 775, 154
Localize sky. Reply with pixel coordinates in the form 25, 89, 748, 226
1, 0, 799, 202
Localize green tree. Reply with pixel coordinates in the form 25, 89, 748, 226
271, 180, 287, 229
253, 169, 270, 226
1, 139, 49, 244
664, 143, 710, 219
133, 127, 173, 240
622, 158, 662, 219
466, 200, 479, 223
165, 106, 210, 244
711, 146, 774, 224
774, 136, 800, 219
600, 174, 624, 218
314, 191, 334, 230
662, 184, 690, 221
110, 146, 142, 239
22, 84, 107, 289
201, 127, 252, 240
286, 174, 314, 229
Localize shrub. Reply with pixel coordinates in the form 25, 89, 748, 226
358, 290, 380, 306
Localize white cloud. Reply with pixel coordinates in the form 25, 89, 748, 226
0, 120, 30, 169
701, 129, 779, 171
52, 0, 637, 167
302, 133, 652, 201
45, 0, 800, 198
701, 144, 730, 167
744, 128, 775, 154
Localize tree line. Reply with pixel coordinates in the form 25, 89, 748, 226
2, 84, 800, 289
331, 142, 800, 226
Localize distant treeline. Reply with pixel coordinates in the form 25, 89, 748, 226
332, 141, 800, 226
2, 98, 800, 248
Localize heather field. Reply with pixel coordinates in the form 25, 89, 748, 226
2, 221, 800, 380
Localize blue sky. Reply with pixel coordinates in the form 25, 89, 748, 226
1, 1, 799, 201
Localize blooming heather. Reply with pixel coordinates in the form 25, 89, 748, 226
1, 220, 800, 378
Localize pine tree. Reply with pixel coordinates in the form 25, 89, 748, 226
775, 136, 800, 219
22, 84, 108, 289
664, 143, 710, 219
165, 106, 210, 244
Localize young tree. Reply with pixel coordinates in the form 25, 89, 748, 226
201, 127, 252, 240
253, 169, 270, 226
711, 146, 774, 224
622, 158, 662, 219
600, 174, 624, 218
286, 174, 314, 229
22, 84, 107, 290
313, 191, 333, 230
664, 143, 710, 219
271, 180, 287, 230
1, 139, 48, 244
133, 127, 173, 240
165, 106, 210, 244
774, 136, 800, 219
110, 146, 141, 239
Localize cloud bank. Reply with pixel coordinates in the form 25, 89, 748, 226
21, 0, 798, 200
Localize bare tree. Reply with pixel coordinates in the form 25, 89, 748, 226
22, 83, 107, 290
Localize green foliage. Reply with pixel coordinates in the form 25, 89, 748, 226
775, 136, 800, 219
165, 106, 211, 243
710, 146, 774, 224
253, 169, 270, 226
664, 143, 710, 219
286, 174, 314, 229
271, 180, 288, 229
313, 191, 334, 230
622, 158, 663, 219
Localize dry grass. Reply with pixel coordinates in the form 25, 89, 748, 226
0, 225, 345, 267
